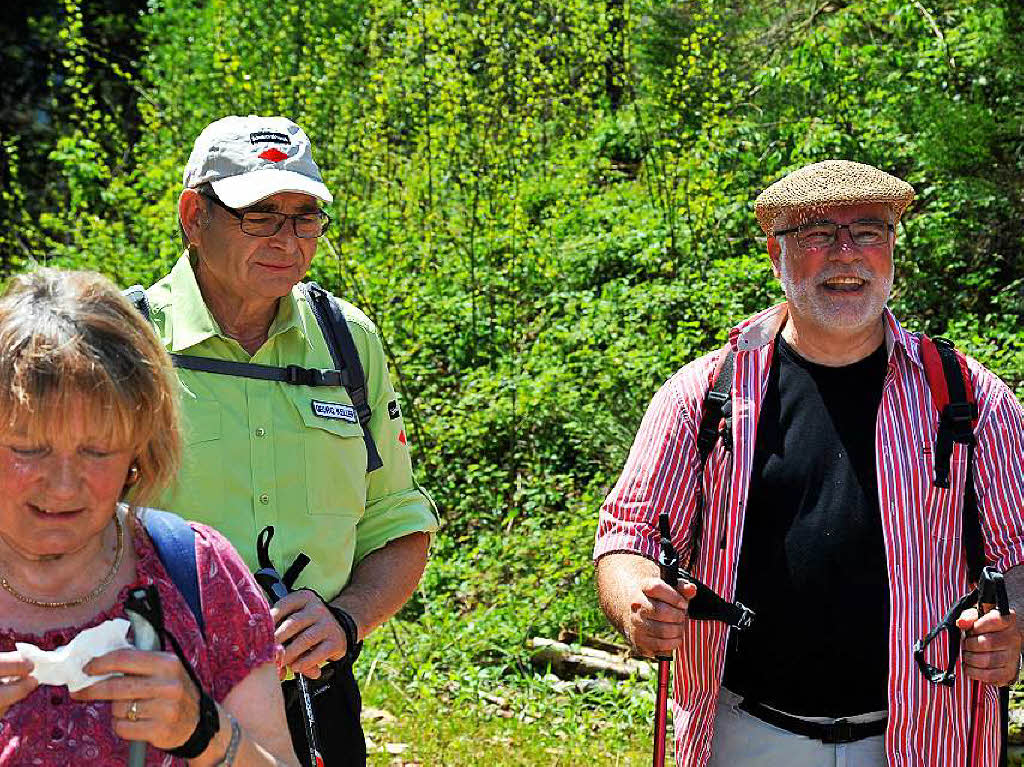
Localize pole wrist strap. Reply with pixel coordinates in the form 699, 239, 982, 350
166, 690, 220, 759
325, 604, 363, 664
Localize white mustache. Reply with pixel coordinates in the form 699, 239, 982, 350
818, 268, 874, 284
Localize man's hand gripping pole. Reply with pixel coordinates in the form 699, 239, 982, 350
651, 513, 756, 765
914, 566, 1010, 767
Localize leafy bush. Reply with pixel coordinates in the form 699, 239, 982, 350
3, 3, 1022, 732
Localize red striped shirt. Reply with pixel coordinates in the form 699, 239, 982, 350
594, 303, 1024, 767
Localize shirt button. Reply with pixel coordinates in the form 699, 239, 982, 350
259, 493, 270, 505
255, 427, 266, 438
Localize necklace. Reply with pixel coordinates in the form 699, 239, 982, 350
0, 514, 125, 609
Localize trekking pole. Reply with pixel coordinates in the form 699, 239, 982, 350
254, 526, 324, 767
125, 586, 162, 767
653, 512, 680, 767
967, 568, 1010, 767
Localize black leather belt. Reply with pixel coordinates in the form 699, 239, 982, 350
738, 698, 887, 744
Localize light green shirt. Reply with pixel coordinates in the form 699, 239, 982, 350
147, 254, 438, 598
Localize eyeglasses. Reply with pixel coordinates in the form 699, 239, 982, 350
773, 220, 894, 249
200, 193, 331, 238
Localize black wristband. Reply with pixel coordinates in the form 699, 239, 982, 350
166, 689, 221, 759
326, 604, 363, 664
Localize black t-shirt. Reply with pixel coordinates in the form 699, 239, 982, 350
721, 334, 890, 717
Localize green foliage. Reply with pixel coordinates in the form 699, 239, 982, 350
3, 2, 1023, 752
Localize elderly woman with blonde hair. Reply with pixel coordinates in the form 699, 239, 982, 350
0, 268, 297, 766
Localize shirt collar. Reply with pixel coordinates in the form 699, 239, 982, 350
270, 285, 318, 351
729, 302, 920, 368
166, 252, 314, 353
166, 253, 220, 352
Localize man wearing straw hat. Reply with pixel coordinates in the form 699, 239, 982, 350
594, 160, 1024, 766
140, 115, 439, 765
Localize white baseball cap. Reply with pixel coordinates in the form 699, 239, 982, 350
182, 115, 333, 207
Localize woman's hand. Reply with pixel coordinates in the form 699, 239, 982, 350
0, 651, 38, 718
70, 648, 202, 751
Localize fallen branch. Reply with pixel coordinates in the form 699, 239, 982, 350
527, 637, 655, 681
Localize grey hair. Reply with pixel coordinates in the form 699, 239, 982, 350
178, 182, 216, 249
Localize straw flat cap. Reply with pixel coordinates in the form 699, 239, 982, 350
755, 160, 915, 235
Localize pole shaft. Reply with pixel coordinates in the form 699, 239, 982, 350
653, 659, 671, 766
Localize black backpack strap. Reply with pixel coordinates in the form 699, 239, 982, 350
696, 348, 735, 463
123, 285, 152, 322
123, 285, 352, 389
169, 354, 348, 388
689, 347, 735, 568
302, 282, 383, 472
141, 508, 205, 637
921, 335, 978, 488
915, 337, 1005, 761
963, 443, 985, 587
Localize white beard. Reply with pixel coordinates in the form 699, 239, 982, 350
778, 246, 893, 333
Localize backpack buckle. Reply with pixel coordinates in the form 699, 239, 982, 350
308, 369, 343, 387
705, 391, 729, 409
719, 397, 733, 452
285, 365, 343, 387
284, 364, 307, 385
941, 402, 978, 443
697, 391, 730, 456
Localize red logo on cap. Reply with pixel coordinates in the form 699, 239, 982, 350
258, 148, 288, 162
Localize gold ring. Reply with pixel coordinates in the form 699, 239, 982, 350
127, 699, 140, 722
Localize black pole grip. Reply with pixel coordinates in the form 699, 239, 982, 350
978, 567, 1010, 617
658, 512, 679, 589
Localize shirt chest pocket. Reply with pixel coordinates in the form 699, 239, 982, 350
923, 442, 972, 542
179, 400, 224, 506
292, 395, 368, 517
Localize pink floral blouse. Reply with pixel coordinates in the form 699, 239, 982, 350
0, 516, 278, 765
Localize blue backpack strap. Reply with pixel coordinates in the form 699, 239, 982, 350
141, 508, 205, 637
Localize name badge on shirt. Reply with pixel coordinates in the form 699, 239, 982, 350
311, 400, 358, 423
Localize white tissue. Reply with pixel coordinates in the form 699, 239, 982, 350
16, 618, 133, 692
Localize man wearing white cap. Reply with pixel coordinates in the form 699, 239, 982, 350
593, 160, 1024, 765
141, 115, 439, 765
